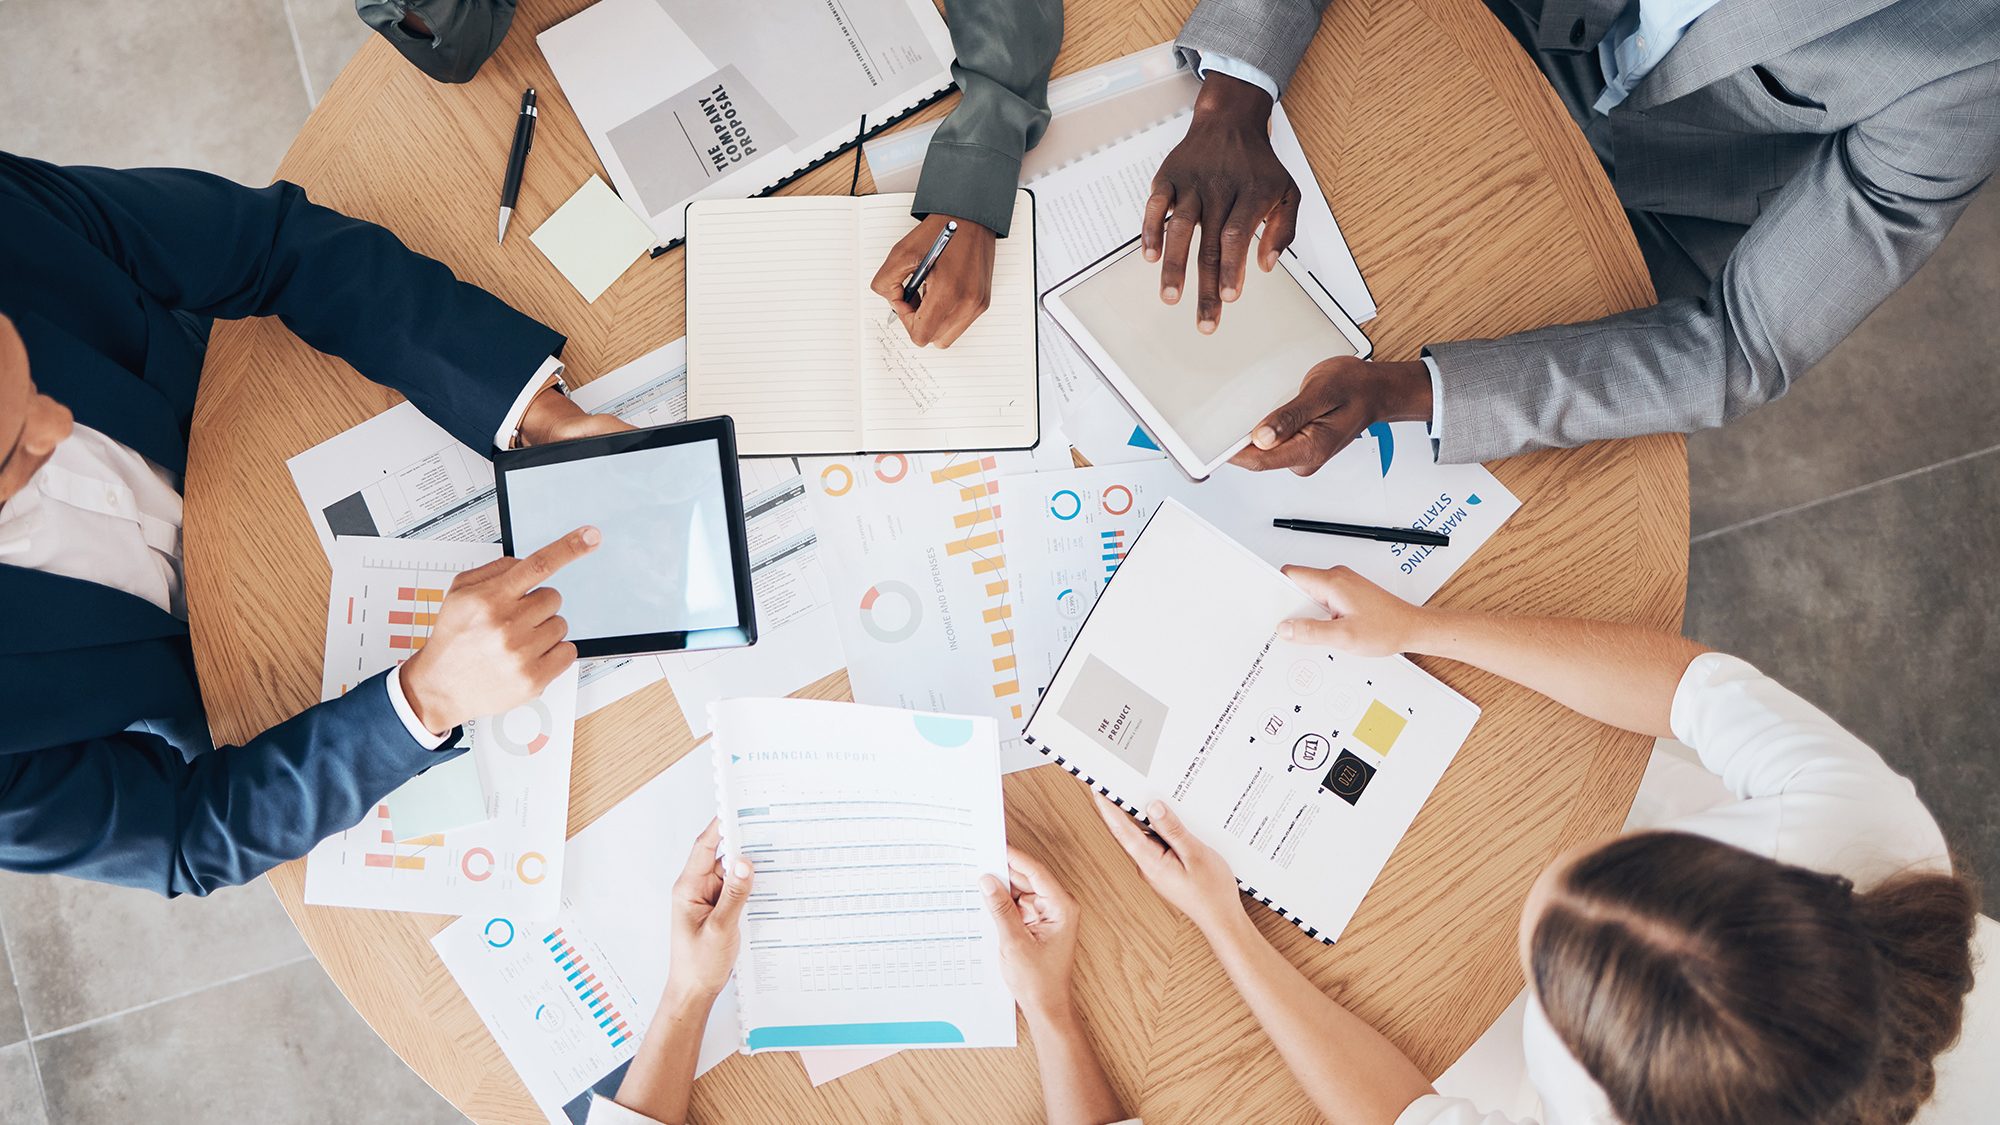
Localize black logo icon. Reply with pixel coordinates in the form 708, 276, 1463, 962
1321, 750, 1376, 806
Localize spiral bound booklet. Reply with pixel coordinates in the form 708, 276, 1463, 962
1022, 500, 1481, 943
710, 697, 1016, 1053
540, 0, 958, 248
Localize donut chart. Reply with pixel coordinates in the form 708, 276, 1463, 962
873, 454, 910, 483
858, 580, 923, 643
1048, 489, 1082, 520
490, 698, 553, 756
819, 463, 855, 497
1101, 484, 1135, 515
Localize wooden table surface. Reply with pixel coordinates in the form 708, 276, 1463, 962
184, 1, 1686, 1120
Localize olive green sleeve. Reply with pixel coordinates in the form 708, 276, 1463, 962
910, 0, 1064, 237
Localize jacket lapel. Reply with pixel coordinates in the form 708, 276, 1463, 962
13, 311, 190, 475
1626, 0, 1896, 110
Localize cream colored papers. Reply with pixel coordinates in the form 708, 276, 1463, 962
309, 536, 576, 916
712, 698, 1016, 1053
532, 175, 659, 302
685, 192, 1038, 455
1023, 501, 1480, 943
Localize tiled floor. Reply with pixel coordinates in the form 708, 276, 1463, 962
1, 2, 1996, 1121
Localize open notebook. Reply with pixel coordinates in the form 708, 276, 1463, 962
685, 191, 1038, 456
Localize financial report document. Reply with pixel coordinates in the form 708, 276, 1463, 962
711, 698, 1015, 1053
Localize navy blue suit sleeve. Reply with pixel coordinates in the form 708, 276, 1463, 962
0, 672, 464, 897
15, 155, 563, 453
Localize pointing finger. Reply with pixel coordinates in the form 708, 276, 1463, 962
509, 526, 601, 596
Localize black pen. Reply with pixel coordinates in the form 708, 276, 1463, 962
1274, 517, 1450, 548
901, 219, 958, 307
497, 88, 538, 244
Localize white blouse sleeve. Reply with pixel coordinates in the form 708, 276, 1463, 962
584, 1094, 674, 1125
1664, 653, 1949, 884
1395, 1094, 1535, 1125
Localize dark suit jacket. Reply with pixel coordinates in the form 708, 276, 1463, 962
0, 152, 564, 896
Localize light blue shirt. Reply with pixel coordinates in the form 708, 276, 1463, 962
1592, 0, 1728, 112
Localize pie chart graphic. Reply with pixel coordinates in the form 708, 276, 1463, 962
491, 698, 553, 757
1055, 587, 1085, 619
858, 580, 923, 643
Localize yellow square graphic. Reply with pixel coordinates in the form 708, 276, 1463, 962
1354, 701, 1407, 756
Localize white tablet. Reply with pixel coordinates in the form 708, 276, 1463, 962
1042, 237, 1372, 480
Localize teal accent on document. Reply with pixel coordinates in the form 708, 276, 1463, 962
747, 1021, 966, 1050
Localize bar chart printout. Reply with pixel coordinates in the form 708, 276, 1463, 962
308, 536, 576, 916
711, 698, 1016, 1053
434, 754, 741, 1125
802, 449, 1046, 770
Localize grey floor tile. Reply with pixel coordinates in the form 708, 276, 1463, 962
0, 0, 309, 184
35, 959, 466, 1125
0, 1041, 49, 1125
284, 0, 373, 104
1688, 185, 2000, 536
0, 929, 27, 1047
0, 873, 308, 1034
1686, 450, 2000, 892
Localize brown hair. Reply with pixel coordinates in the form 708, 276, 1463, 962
1530, 831, 1978, 1125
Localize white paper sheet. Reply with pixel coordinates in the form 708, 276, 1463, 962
566, 345, 848, 737
712, 699, 1016, 1053
309, 536, 576, 916
800, 448, 1053, 771
434, 752, 737, 1125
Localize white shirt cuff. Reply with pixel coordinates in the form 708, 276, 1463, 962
493, 356, 566, 450
386, 665, 452, 750
1420, 355, 1445, 448
1194, 52, 1282, 102
585, 1093, 675, 1125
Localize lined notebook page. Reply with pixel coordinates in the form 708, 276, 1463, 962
686, 198, 863, 454
856, 192, 1037, 451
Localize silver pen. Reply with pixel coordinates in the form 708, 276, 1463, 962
900, 220, 958, 307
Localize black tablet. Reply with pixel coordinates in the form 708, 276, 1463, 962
495, 417, 758, 658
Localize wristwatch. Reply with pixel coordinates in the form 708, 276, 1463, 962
507, 365, 571, 449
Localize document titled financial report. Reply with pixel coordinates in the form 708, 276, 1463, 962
711, 698, 1016, 1053
1024, 502, 1481, 942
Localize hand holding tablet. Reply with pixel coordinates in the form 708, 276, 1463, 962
495, 417, 759, 658
1042, 236, 1372, 480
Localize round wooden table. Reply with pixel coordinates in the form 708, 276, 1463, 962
186, 1, 1686, 1120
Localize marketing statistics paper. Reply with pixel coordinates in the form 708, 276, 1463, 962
997, 423, 1521, 693
434, 752, 738, 1125
712, 699, 1016, 1054
801, 448, 1057, 772
309, 536, 576, 916
287, 339, 846, 726
999, 426, 1519, 700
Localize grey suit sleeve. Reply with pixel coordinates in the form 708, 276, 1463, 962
1425, 77, 2000, 464
910, 0, 1063, 237
1174, 0, 1333, 97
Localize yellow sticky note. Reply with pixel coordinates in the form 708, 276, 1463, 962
1354, 700, 1407, 756
530, 175, 658, 302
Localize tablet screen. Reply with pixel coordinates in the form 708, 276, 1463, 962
1056, 244, 1361, 467
502, 440, 740, 642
